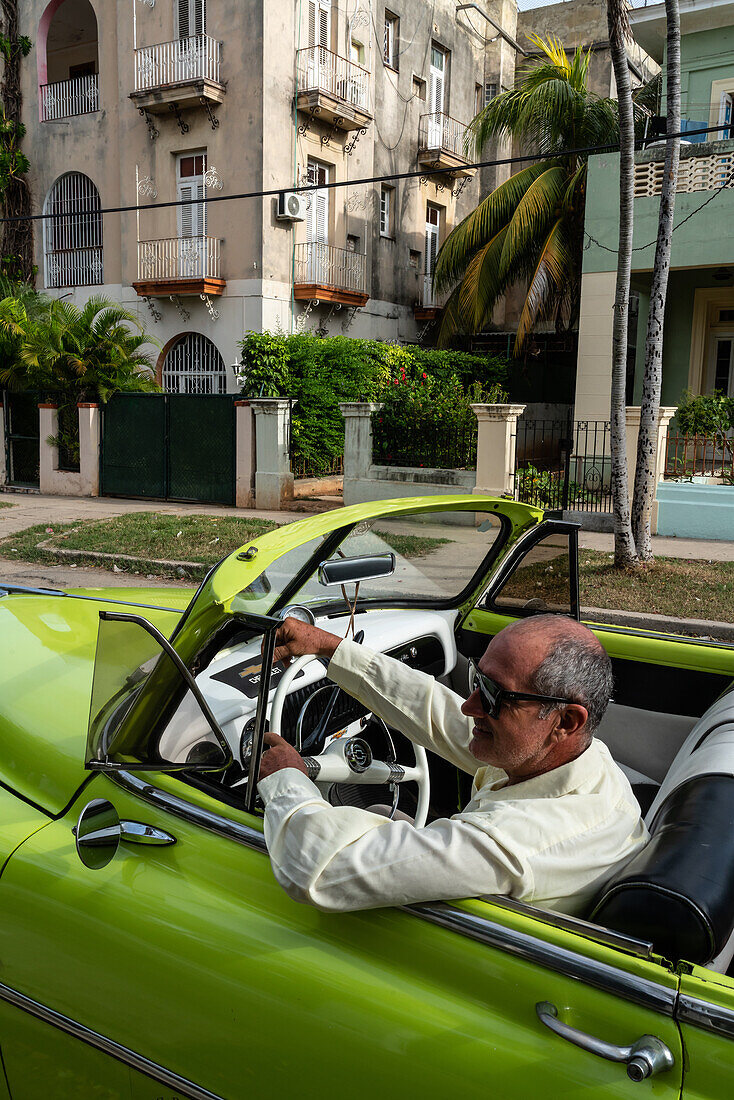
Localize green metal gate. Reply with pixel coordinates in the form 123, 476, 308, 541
101, 394, 236, 505
4, 392, 40, 488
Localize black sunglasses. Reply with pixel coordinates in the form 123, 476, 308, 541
469, 659, 575, 719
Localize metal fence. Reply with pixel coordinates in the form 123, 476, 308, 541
134, 34, 221, 91
137, 236, 221, 281
664, 431, 734, 482
296, 46, 370, 112
514, 419, 613, 512
292, 453, 344, 480
372, 412, 477, 470
418, 112, 470, 158
40, 74, 99, 121
294, 242, 366, 295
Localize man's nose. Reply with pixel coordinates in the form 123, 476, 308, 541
461, 689, 485, 719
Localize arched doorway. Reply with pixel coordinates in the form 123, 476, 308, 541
43, 172, 103, 288
38, 0, 99, 120
162, 333, 228, 394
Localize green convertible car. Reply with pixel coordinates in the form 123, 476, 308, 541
0, 494, 732, 1099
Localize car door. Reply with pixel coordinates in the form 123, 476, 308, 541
0, 766, 685, 1100
677, 964, 734, 1100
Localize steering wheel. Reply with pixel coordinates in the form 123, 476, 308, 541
269, 654, 431, 828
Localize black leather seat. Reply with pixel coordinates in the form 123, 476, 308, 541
591, 773, 734, 964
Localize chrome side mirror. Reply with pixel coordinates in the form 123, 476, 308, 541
318, 552, 395, 587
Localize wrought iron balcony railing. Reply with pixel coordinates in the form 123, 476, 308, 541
423, 275, 436, 308
296, 46, 370, 114
40, 73, 99, 121
295, 242, 367, 295
134, 34, 221, 92
137, 236, 221, 281
46, 246, 103, 289
418, 112, 470, 159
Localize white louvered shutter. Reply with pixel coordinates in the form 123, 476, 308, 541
308, 0, 330, 47
429, 48, 445, 115
177, 0, 205, 40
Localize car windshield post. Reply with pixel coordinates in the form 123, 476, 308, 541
243, 615, 279, 814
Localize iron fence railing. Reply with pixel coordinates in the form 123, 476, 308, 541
40, 73, 99, 121
137, 236, 221, 281
372, 411, 477, 470
296, 45, 371, 112
134, 34, 221, 91
292, 452, 344, 480
418, 112, 470, 158
514, 419, 613, 512
294, 242, 367, 294
664, 431, 734, 482
46, 245, 103, 289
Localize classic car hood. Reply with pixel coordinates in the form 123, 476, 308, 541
0, 589, 186, 815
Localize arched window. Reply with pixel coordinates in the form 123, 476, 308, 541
162, 333, 227, 394
43, 173, 103, 288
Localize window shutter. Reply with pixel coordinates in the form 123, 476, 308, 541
319, 1, 330, 47
177, 0, 189, 39
179, 183, 194, 237
315, 188, 327, 243
309, 0, 330, 47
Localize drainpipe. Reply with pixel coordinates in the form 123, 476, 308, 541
455, 4, 528, 56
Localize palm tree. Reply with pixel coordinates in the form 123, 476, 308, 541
434, 36, 621, 352
0, 294, 159, 401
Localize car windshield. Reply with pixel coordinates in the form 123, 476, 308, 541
231, 509, 506, 614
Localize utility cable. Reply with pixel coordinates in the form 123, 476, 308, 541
1, 123, 729, 224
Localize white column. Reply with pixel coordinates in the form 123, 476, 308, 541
78, 403, 101, 496
339, 402, 383, 482
574, 270, 616, 422
471, 403, 526, 497
626, 405, 678, 533
235, 400, 256, 508
38, 404, 59, 494
251, 398, 294, 510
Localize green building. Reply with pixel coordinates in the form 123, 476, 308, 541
575, 0, 734, 422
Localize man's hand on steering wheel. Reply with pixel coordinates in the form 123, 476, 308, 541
273, 617, 342, 665
259, 731, 308, 779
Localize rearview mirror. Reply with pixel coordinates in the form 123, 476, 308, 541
318, 552, 396, 587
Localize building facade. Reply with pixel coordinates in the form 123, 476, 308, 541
575, 0, 734, 420
22, 0, 521, 392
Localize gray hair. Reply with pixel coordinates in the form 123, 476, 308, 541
531, 631, 614, 738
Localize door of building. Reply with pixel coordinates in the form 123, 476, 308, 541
306, 159, 329, 283
424, 205, 440, 307
428, 46, 447, 145
177, 152, 206, 278
707, 330, 734, 396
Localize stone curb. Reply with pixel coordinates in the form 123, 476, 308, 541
584, 604, 734, 642
35, 535, 205, 576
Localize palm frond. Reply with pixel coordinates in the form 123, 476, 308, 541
499, 166, 567, 277
458, 225, 511, 330
514, 219, 574, 351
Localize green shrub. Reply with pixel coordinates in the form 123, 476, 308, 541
675, 389, 734, 437
236, 333, 510, 475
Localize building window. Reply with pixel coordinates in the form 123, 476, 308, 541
719, 91, 733, 140
380, 185, 394, 237
163, 333, 227, 395
429, 45, 448, 116
346, 234, 360, 253
176, 0, 205, 40
308, 0, 331, 48
484, 81, 498, 107
412, 75, 426, 100
384, 11, 399, 70
350, 38, 365, 65
43, 172, 103, 289
475, 83, 483, 116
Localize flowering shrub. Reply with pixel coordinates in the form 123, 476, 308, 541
237, 333, 509, 476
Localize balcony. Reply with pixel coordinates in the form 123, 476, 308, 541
132, 236, 225, 298
130, 35, 224, 114
40, 74, 99, 121
294, 242, 368, 306
296, 46, 372, 132
414, 276, 441, 323
634, 139, 734, 197
418, 112, 473, 177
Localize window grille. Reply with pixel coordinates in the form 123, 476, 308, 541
162, 333, 228, 395
43, 173, 103, 289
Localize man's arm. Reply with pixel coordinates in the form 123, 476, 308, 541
273, 618, 478, 775
258, 767, 530, 912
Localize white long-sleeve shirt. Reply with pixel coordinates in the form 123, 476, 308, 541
259, 640, 649, 915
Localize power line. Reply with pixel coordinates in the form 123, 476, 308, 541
1, 123, 729, 224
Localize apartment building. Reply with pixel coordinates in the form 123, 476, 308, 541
22, 0, 519, 393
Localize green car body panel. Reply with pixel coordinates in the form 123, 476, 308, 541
0, 494, 729, 1097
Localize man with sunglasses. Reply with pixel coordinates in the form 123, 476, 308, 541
259, 613, 648, 915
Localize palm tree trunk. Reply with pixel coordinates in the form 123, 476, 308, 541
606, 0, 638, 567
632, 0, 680, 560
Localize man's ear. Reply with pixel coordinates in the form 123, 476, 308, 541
551, 704, 588, 741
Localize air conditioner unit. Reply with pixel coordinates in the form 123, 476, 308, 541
277, 192, 307, 222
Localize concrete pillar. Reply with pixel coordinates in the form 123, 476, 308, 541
471, 403, 526, 497
0, 401, 6, 488
574, 270, 616, 422
78, 403, 101, 496
235, 400, 256, 508
626, 405, 678, 533
250, 398, 294, 510
339, 402, 383, 482
38, 403, 59, 494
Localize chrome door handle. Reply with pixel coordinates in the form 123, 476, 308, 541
74, 799, 176, 870
536, 1001, 675, 1081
